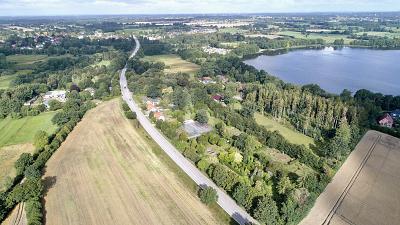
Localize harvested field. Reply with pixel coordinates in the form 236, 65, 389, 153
300, 130, 400, 225
0, 203, 27, 225
43, 99, 227, 225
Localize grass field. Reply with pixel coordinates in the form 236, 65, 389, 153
0, 70, 32, 89
277, 31, 354, 44
254, 113, 315, 147
43, 99, 229, 225
143, 54, 200, 75
6, 54, 48, 65
356, 31, 400, 38
0, 111, 58, 147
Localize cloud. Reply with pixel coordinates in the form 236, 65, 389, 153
0, 0, 399, 16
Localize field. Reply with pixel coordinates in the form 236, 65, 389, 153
0, 111, 58, 147
43, 99, 228, 225
301, 131, 400, 225
143, 54, 200, 75
6, 54, 48, 66
356, 31, 400, 38
0, 70, 32, 89
254, 113, 315, 147
0, 112, 57, 190
277, 31, 354, 44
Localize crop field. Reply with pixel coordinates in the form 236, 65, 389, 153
43, 99, 228, 225
254, 113, 315, 147
301, 131, 400, 225
277, 31, 354, 44
143, 54, 200, 75
0, 111, 58, 147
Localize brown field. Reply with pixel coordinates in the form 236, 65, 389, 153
1, 203, 27, 225
43, 99, 227, 225
300, 130, 400, 225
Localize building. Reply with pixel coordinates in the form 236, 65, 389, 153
84, 87, 96, 96
154, 112, 166, 121
212, 94, 224, 102
42, 90, 67, 108
200, 77, 216, 85
378, 113, 394, 128
390, 109, 400, 120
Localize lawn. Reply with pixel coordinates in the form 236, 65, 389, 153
143, 54, 200, 75
277, 31, 354, 44
254, 113, 315, 147
0, 111, 58, 147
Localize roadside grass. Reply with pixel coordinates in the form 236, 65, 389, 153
0, 111, 58, 147
143, 54, 200, 75
254, 113, 315, 148
277, 31, 354, 44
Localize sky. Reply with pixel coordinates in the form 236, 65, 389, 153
0, 0, 399, 16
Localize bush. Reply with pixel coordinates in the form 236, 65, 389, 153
195, 109, 209, 124
198, 186, 218, 205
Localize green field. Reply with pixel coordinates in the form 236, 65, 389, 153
143, 54, 200, 75
277, 31, 354, 44
6, 54, 48, 65
0, 70, 32, 89
356, 31, 400, 38
0, 111, 58, 147
254, 113, 315, 147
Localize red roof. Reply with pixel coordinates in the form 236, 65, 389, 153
212, 94, 223, 101
379, 113, 394, 124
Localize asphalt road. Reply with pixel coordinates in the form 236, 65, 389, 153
119, 35, 258, 225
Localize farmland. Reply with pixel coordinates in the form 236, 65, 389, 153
254, 113, 315, 147
301, 131, 400, 225
143, 54, 200, 75
43, 99, 228, 225
277, 31, 355, 44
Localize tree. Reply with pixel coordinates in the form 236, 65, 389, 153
195, 109, 209, 124
0, 53, 6, 69
198, 186, 218, 205
33, 130, 49, 149
253, 197, 280, 225
49, 99, 63, 111
277, 175, 294, 195
15, 153, 33, 175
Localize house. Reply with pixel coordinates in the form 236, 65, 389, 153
200, 77, 216, 85
212, 94, 224, 102
154, 111, 166, 121
146, 101, 158, 112
390, 109, 400, 120
378, 113, 394, 128
42, 90, 67, 108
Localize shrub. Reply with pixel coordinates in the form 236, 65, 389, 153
198, 186, 218, 205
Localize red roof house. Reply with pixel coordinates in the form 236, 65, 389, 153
378, 113, 394, 128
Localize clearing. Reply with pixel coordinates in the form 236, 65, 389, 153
43, 99, 228, 225
143, 54, 200, 75
277, 31, 354, 44
254, 113, 315, 147
300, 130, 400, 225
0, 70, 32, 89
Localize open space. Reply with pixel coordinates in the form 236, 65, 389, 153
6, 54, 48, 67
43, 99, 227, 225
300, 131, 400, 225
143, 54, 200, 75
254, 113, 315, 147
0, 111, 58, 147
277, 31, 354, 44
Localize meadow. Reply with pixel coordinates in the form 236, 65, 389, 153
143, 54, 200, 75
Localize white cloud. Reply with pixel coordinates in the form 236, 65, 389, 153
0, 0, 399, 16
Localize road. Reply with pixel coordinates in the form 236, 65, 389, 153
120, 35, 259, 225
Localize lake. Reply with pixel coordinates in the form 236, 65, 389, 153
244, 47, 400, 95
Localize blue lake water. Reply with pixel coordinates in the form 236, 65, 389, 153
244, 47, 400, 95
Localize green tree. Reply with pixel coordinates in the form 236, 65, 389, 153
198, 186, 218, 205
15, 153, 33, 175
253, 197, 280, 225
33, 130, 49, 149
195, 109, 209, 124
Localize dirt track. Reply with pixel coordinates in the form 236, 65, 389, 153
300, 130, 400, 225
43, 99, 225, 225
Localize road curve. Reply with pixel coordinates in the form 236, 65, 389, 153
120, 36, 259, 225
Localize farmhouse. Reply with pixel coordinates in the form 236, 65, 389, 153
378, 113, 394, 128
43, 90, 67, 108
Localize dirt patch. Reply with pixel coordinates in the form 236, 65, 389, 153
43, 99, 225, 225
1, 203, 27, 225
300, 130, 400, 225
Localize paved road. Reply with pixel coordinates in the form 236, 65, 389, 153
120, 36, 259, 225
